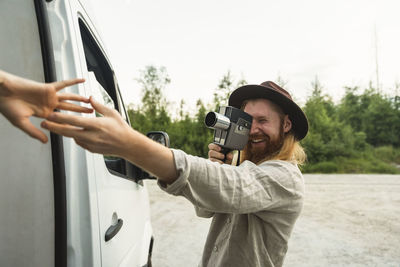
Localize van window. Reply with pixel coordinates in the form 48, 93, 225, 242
78, 19, 136, 180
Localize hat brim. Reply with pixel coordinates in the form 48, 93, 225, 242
229, 84, 308, 140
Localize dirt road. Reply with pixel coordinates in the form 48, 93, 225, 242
146, 174, 400, 267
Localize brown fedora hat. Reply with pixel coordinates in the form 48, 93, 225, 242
228, 81, 308, 140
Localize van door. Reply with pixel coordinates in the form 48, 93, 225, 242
0, 1, 56, 267
70, 2, 153, 266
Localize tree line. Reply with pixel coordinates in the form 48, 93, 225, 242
127, 66, 400, 173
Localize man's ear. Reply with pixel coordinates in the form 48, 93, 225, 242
283, 115, 292, 133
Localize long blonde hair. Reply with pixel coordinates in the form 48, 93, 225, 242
267, 132, 306, 164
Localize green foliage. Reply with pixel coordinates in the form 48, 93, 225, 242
137, 65, 170, 115
212, 71, 247, 110
167, 100, 213, 157
337, 86, 400, 147
301, 78, 365, 163
129, 66, 171, 134
300, 77, 400, 173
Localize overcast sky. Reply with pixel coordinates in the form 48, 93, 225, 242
91, 0, 400, 115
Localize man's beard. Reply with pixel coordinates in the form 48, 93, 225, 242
241, 126, 285, 164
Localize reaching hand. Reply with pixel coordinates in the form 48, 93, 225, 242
208, 143, 233, 164
0, 71, 92, 143
42, 96, 178, 183
41, 97, 133, 157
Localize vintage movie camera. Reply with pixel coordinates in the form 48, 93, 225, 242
205, 106, 253, 155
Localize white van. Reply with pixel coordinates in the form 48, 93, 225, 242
0, 1, 155, 266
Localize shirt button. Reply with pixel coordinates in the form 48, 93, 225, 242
213, 245, 218, 252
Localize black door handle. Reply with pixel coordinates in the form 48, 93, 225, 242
105, 218, 123, 242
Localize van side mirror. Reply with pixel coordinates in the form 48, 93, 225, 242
146, 131, 170, 147
127, 131, 171, 181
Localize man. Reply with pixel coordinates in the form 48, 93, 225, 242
0, 69, 91, 143
41, 81, 308, 267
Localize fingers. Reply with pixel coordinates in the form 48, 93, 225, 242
57, 92, 90, 103
41, 119, 101, 154
57, 102, 93, 113
208, 152, 233, 164
208, 143, 225, 163
17, 118, 48, 143
53, 78, 85, 92
224, 153, 233, 165
57, 92, 92, 113
89, 96, 115, 116
208, 143, 221, 152
207, 143, 233, 164
208, 149, 224, 159
208, 149, 227, 162
41, 119, 85, 138
46, 112, 96, 129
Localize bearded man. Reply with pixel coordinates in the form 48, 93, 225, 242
42, 81, 308, 267
205, 81, 308, 267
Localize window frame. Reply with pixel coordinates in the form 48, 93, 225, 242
77, 18, 142, 183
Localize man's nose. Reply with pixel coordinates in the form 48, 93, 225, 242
250, 120, 260, 135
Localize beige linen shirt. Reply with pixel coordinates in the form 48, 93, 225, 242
158, 149, 305, 267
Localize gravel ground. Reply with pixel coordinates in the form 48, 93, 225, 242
145, 174, 400, 267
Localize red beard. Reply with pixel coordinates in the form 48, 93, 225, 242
242, 129, 284, 164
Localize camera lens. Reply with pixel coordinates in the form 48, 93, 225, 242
205, 112, 230, 130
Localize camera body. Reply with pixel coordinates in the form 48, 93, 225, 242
205, 106, 253, 153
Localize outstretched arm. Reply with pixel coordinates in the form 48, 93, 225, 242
0, 70, 92, 143
41, 97, 178, 183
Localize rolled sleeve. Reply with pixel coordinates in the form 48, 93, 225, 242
157, 149, 189, 194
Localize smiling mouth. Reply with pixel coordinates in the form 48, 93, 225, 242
251, 139, 265, 143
